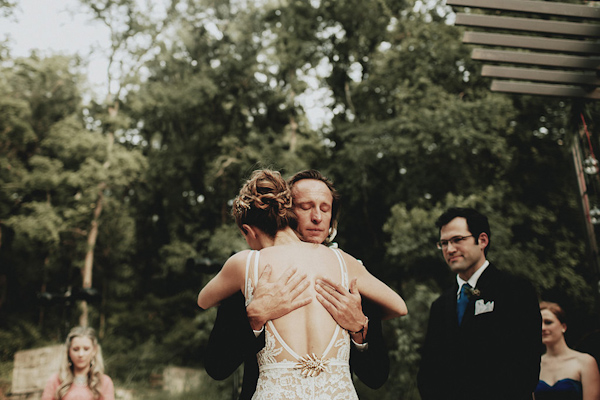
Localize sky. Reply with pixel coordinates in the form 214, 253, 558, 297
0, 0, 331, 127
1, 0, 111, 98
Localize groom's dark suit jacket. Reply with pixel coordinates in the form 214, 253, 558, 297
417, 264, 542, 400
204, 291, 389, 400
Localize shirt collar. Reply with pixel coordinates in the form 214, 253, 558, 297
456, 260, 489, 296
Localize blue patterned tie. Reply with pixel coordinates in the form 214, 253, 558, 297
457, 283, 471, 325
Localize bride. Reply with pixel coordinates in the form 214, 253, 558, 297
198, 169, 407, 400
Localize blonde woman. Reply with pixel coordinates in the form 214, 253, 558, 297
41, 326, 114, 400
535, 301, 600, 400
198, 169, 407, 400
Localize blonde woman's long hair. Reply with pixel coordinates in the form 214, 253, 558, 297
56, 326, 106, 399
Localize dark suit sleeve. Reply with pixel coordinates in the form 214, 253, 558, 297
469, 269, 541, 400
349, 300, 390, 389
499, 277, 542, 398
204, 291, 263, 380
417, 296, 449, 400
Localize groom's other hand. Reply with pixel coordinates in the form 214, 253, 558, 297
246, 264, 312, 331
315, 277, 368, 343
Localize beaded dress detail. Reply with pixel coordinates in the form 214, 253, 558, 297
244, 249, 358, 400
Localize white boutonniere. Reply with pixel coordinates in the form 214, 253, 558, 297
466, 287, 481, 299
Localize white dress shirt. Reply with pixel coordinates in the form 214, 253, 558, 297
456, 260, 489, 299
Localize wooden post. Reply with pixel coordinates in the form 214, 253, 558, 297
571, 130, 600, 274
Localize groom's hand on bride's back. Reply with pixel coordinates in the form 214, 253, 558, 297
315, 277, 368, 343
246, 264, 312, 331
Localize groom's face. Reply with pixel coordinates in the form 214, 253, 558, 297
291, 179, 333, 244
440, 217, 488, 280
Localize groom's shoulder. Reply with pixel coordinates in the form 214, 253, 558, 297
482, 264, 537, 302
486, 263, 532, 285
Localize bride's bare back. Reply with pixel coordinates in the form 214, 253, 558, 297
254, 242, 346, 358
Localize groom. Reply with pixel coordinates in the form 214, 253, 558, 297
417, 207, 541, 400
204, 170, 389, 400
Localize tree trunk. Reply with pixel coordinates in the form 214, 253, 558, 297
79, 187, 104, 327
79, 115, 115, 327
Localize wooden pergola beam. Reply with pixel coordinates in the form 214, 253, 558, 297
472, 48, 600, 69
447, 0, 600, 19
456, 14, 600, 37
482, 65, 600, 85
463, 31, 600, 54
490, 80, 600, 98
448, 0, 600, 98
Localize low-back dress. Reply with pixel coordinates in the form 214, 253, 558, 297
243, 248, 359, 400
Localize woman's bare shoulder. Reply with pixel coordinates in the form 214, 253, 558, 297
216, 250, 253, 277
224, 249, 252, 265
334, 248, 367, 272
575, 350, 599, 369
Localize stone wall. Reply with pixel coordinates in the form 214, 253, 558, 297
162, 366, 204, 394
10, 345, 63, 400
8, 347, 224, 399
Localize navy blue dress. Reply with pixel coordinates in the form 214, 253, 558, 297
534, 379, 582, 400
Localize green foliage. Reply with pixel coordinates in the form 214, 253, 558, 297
0, 52, 147, 340
0, 319, 46, 362
1, 1, 599, 399
384, 204, 440, 265
5, 202, 62, 250
206, 223, 249, 261
159, 241, 197, 275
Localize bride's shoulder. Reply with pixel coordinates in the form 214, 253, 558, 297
222, 250, 253, 269
331, 248, 367, 272
229, 249, 253, 259
331, 247, 356, 258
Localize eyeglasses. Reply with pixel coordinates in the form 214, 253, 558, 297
436, 235, 474, 250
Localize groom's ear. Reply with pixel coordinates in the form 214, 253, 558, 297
478, 232, 489, 250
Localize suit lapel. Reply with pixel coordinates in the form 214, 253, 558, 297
441, 265, 500, 330
460, 265, 498, 326
443, 284, 460, 330
473, 264, 498, 296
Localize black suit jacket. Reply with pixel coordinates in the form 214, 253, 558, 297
204, 291, 389, 400
417, 264, 542, 400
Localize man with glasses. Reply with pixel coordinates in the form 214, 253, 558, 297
417, 207, 541, 400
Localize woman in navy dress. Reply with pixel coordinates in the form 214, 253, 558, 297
534, 301, 600, 400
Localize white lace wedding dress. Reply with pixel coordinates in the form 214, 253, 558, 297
244, 249, 359, 400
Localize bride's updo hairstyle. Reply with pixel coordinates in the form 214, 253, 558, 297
233, 169, 297, 237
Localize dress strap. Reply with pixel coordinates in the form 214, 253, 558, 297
330, 248, 349, 290
254, 250, 260, 286
244, 250, 257, 306
320, 325, 341, 359
267, 320, 299, 359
